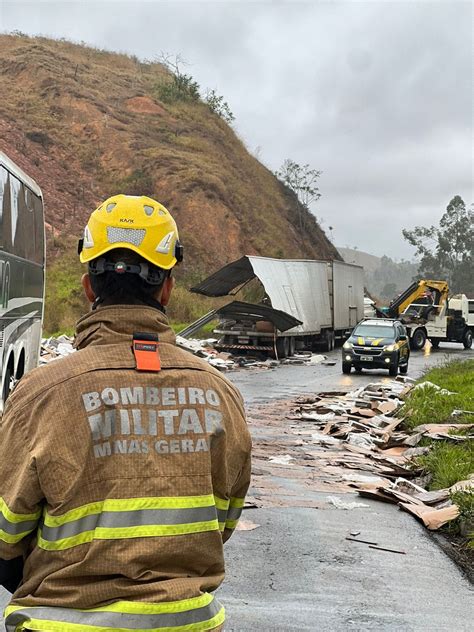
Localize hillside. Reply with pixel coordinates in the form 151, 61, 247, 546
0, 35, 339, 275
339, 247, 419, 301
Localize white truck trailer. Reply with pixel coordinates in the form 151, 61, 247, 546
190, 256, 364, 357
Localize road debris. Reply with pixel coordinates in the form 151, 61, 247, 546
40, 335, 75, 363
235, 520, 260, 531
246, 375, 469, 536
345, 537, 378, 545
368, 544, 406, 555
327, 496, 369, 510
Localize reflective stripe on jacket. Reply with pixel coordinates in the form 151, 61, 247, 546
0, 305, 251, 630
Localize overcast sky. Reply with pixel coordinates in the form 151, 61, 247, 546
1, 0, 472, 259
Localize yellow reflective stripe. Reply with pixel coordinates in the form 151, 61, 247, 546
225, 519, 239, 530
6, 594, 213, 617
5, 606, 225, 632
91, 594, 214, 614
218, 522, 225, 532
2, 611, 225, 632
357, 337, 365, 345
5, 595, 225, 631
38, 521, 219, 551
371, 338, 383, 346
229, 497, 245, 509
44, 495, 216, 527
0, 528, 35, 544
0, 497, 41, 523
213, 496, 230, 511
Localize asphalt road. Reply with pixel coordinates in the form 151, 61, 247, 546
1, 343, 472, 630
218, 342, 474, 630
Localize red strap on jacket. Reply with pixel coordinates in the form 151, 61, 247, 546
132, 332, 161, 372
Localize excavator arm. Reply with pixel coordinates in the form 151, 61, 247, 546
386, 280, 449, 318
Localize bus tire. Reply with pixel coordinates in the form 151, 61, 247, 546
3, 360, 13, 403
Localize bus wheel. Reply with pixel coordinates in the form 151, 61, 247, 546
463, 329, 473, 349
3, 362, 13, 403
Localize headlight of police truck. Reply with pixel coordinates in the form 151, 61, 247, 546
383, 343, 397, 352
343, 341, 353, 350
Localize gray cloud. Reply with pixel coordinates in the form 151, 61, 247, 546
1, 0, 472, 258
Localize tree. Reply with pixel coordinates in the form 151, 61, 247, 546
155, 53, 201, 103
276, 159, 321, 208
402, 196, 473, 294
205, 89, 234, 123
275, 159, 322, 230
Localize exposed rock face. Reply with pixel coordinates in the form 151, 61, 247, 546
0, 34, 340, 273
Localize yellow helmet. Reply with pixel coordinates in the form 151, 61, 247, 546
78, 194, 183, 270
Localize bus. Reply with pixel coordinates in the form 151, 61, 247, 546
0, 152, 45, 408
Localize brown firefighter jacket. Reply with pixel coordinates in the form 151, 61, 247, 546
0, 305, 252, 632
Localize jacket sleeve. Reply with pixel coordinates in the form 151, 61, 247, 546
222, 451, 251, 543
0, 397, 43, 572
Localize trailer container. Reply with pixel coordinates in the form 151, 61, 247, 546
190, 256, 364, 356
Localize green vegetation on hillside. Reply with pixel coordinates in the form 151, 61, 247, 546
0, 33, 341, 331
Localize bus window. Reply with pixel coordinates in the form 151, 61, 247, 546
0, 166, 7, 246
18, 183, 35, 261
9, 174, 21, 249
32, 192, 45, 265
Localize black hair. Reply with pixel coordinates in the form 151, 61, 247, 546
88, 249, 170, 311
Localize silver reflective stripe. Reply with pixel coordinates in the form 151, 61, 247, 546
227, 506, 243, 521
6, 599, 222, 630
41, 506, 217, 542
0, 514, 38, 536
216, 508, 228, 523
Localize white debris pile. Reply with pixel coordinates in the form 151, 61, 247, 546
175, 335, 237, 371
40, 335, 75, 364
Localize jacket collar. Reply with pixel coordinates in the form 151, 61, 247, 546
74, 305, 176, 350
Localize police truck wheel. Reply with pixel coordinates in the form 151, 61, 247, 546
399, 362, 408, 375
389, 363, 398, 377
410, 329, 427, 350
342, 363, 351, 374
463, 330, 473, 349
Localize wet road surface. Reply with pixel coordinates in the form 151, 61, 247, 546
1, 343, 472, 630
219, 342, 473, 630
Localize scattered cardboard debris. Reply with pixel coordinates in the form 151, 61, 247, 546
235, 520, 260, 531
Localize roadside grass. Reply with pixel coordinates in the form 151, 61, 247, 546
417, 443, 473, 490
401, 359, 474, 430
401, 359, 474, 543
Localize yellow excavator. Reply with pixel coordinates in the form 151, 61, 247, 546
380, 280, 472, 350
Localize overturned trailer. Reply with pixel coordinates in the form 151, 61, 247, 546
190, 256, 364, 357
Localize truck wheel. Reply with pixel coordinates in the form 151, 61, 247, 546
321, 330, 333, 352
342, 362, 351, 374
276, 336, 290, 359
288, 337, 296, 357
463, 329, 473, 350
430, 339, 440, 349
410, 329, 427, 350
399, 362, 408, 375
389, 363, 398, 377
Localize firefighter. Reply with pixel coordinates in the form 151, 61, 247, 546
0, 195, 251, 632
